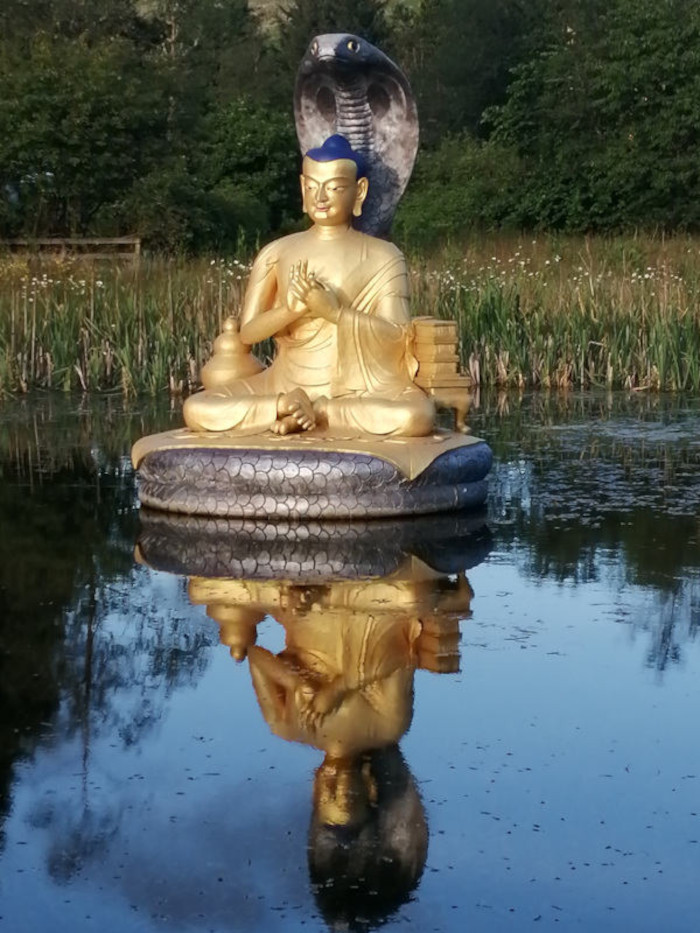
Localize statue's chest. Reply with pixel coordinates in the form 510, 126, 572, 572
281, 242, 366, 296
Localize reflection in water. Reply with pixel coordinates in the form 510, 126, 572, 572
309, 747, 426, 930
8, 576, 215, 889
470, 392, 700, 670
0, 394, 198, 861
0, 466, 211, 882
2, 391, 699, 930
139, 513, 482, 930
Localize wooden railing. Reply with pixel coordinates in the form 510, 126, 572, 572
1, 236, 141, 263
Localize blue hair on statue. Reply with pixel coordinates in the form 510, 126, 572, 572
305, 134, 367, 179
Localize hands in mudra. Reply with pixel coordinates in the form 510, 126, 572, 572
287, 260, 340, 323
294, 675, 346, 730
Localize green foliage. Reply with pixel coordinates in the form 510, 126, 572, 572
2, 0, 700, 245
125, 99, 299, 251
394, 134, 521, 248
0, 0, 292, 248
487, 0, 700, 230
0, 32, 166, 236
197, 99, 300, 236
0, 0, 162, 45
393, 0, 535, 144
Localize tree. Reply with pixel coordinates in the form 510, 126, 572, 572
128, 96, 299, 250
392, 0, 535, 145
394, 134, 521, 246
488, 0, 700, 229
0, 32, 167, 236
0, 0, 289, 246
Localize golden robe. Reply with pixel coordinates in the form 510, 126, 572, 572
183, 234, 434, 437
248, 608, 419, 758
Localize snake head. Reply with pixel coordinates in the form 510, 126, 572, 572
300, 33, 390, 74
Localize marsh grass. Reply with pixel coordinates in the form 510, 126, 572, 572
1, 233, 700, 395
0, 255, 249, 396
411, 233, 700, 391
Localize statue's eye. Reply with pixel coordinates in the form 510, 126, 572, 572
347, 39, 360, 53
311, 40, 319, 55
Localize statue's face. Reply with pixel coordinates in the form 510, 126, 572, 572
301, 157, 368, 226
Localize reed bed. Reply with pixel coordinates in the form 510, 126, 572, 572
412, 233, 700, 391
1, 234, 700, 395
0, 255, 249, 396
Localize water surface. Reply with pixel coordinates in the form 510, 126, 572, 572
1, 391, 699, 932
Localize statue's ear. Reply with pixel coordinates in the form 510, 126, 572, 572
300, 174, 308, 213
353, 176, 369, 217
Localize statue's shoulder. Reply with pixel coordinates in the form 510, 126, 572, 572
358, 232, 406, 265
253, 232, 307, 267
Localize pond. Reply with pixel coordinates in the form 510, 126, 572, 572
1, 391, 699, 932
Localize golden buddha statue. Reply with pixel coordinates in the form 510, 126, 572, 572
132, 40, 491, 520
183, 134, 435, 439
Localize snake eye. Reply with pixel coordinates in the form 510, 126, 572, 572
347, 39, 360, 53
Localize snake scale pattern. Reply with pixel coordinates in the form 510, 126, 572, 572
137, 509, 493, 580
137, 444, 492, 520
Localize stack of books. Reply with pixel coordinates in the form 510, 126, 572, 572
410, 316, 471, 432
411, 316, 469, 390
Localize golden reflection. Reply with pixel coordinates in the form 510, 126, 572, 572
189, 556, 472, 819
138, 515, 482, 926
191, 554, 472, 924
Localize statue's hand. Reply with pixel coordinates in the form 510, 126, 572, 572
295, 676, 346, 729
287, 259, 316, 316
305, 282, 340, 323
287, 261, 340, 323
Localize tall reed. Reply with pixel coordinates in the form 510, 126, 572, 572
0, 255, 249, 395
410, 233, 700, 391
1, 234, 699, 395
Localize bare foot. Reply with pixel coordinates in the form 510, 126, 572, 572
273, 414, 301, 435
273, 388, 315, 434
